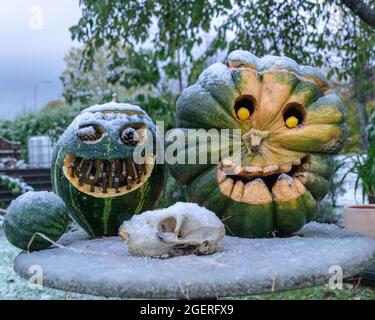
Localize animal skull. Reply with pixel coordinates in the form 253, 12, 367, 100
119, 202, 225, 258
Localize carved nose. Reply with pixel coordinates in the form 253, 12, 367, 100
242, 128, 269, 154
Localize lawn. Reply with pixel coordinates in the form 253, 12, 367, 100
1, 226, 375, 300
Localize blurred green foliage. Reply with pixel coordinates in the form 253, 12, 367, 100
71, 0, 374, 87
0, 103, 84, 160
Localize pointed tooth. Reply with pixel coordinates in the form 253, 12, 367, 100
242, 178, 273, 204
272, 174, 305, 201
111, 161, 116, 178
126, 176, 132, 190
131, 161, 138, 182
263, 165, 279, 174
102, 172, 108, 193
121, 159, 127, 180
279, 163, 292, 173
99, 162, 105, 178
222, 159, 233, 168
293, 158, 301, 166
78, 173, 84, 186
89, 176, 95, 192
135, 163, 142, 183
219, 178, 234, 198
68, 159, 76, 177
244, 166, 262, 175
114, 177, 120, 193
216, 168, 226, 184
77, 158, 85, 173
86, 159, 94, 177
231, 180, 244, 201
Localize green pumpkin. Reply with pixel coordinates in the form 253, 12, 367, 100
169, 50, 347, 237
52, 101, 167, 237
4, 191, 69, 251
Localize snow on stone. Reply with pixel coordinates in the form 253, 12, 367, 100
12, 222, 375, 298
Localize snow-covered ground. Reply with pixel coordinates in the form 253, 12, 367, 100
0, 230, 107, 299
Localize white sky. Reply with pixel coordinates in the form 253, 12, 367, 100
0, 0, 81, 120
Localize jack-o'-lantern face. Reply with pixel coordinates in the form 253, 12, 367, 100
61, 105, 156, 198
169, 50, 347, 237
52, 102, 167, 236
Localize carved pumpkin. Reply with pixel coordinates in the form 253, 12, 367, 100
52, 101, 167, 236
169, 50, 347, 237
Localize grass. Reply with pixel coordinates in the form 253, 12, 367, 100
1, 227, 375, 300
0, 228, 104, 300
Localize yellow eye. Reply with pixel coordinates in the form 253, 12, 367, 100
237, 107, 250, 121
285, 116, 299, 128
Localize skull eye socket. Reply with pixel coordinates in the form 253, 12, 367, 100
158, 216, 177, 233
120, 124, 147, 146
283, 103, 305, 128
77, 125, 103, 142
234, 95, 255, 121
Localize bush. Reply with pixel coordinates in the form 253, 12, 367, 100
0, 104, 84, 160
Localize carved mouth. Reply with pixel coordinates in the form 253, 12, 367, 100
217, 157, 309, 204
63, 154, 154, 198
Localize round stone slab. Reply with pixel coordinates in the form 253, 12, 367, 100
14, 222, 375, 299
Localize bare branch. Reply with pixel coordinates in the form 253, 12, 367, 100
342, 0, 375, 28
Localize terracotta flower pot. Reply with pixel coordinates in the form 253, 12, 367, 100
344, 205, 375, 239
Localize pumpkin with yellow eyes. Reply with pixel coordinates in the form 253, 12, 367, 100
169, 50, 347, 237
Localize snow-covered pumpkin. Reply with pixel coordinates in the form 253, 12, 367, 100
52, 101, 167, 236
169, 50, 347, 237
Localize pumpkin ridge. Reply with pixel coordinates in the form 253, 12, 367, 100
169, 50, 346, 238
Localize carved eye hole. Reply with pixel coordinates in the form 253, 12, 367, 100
77, 125, 103, 142
283, 103, 305, 129
120, 124, 147, 146
234, 96, 255, 121
120, 127, 141, 146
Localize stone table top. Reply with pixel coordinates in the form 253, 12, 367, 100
14, 222, 375, 299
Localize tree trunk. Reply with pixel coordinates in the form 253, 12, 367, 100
356, 82, 369, 151
342, 0, 375, 28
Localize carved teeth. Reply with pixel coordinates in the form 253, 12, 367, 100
222, 159, 234, 168
216, 169, 227, 184
231, 180, 244, 201
68, 159, 76, 177
131, 162, 138, 183
263, 165, 279, 174
242, 178, 273, 204
272, 174, 305, 201
114, 177, 120, 193
279, 163, 292, 173
102, 172, 108, 193
89, 175, 95, 192
64, 154, 154, 196
86, 160, 94, 177
219, 178, 234, 197
217, 157, 306, 203
244, 166, 263, 174
126, 176, 133, 190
